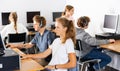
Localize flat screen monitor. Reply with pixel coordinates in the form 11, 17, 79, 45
53, 12, 62, 22
103, 14, 119, 33
1, 12, 10, 25
27, 11, 40, 23
0, 34, 6, 51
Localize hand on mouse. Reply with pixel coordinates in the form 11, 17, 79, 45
21, 54, 33, 60
109, 39, 115, 43
6, 43, 16, 48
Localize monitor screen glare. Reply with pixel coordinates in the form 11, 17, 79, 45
103, 14, 118, 33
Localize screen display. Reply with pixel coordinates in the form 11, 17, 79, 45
0, 34, 5, 50
104, 15, 118, 29
27, 11, 40, 23
53, 12, 62, 22
2, 12, 10, 25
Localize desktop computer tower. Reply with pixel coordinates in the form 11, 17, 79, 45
0, 49, 20, 71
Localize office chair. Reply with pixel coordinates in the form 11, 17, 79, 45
7, 32, 29, 53
8, 32, 26, 43
75, 39, 101, 71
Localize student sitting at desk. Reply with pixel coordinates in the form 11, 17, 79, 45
76, 16, 115, 71
22, 17, 76, 71
7, 15, 55, 66
1, 12, 28, 43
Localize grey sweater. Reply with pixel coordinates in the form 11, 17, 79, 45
76, 28, 109, 56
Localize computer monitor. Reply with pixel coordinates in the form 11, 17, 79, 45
53, 12, 62, 22
1, 12, 10, 25
27, 11, 40, 23
0, 34, 6, 51
103, 14, 119, 33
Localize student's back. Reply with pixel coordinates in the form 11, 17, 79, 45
76, 16, 115, 55
1, 12, 28, 41
76, 16, 115, 70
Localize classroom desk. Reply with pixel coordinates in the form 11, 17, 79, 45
13, 48, 44, 71
100, 40, 120, 53
100, 40, 120, 70
28, 31, 36, 36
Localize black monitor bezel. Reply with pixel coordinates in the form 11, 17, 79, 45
27, 11, 40, 23
1, 12, 10, 25
52, 12, 62, 22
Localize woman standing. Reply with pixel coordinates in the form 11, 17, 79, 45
62, 5, 74, 21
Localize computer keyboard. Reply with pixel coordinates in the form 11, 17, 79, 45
101, 32, 120, 36
96, 33, 120, 40
27, 26, 35, 31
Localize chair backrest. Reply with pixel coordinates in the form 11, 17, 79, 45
76, 39, 84, 62
76, 39, 83, 51
8, 32, 26, 43
76, 39, 101, 71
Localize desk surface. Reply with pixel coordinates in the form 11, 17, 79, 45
100, 40, 120, 53
28, 31, 36, 35
13, 48, 44, 71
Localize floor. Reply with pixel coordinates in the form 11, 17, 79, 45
104, 66, 119, 71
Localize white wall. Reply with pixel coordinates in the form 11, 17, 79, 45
1, 0, 120, 35
66, 0, 120, 36
0, 0, 66, 31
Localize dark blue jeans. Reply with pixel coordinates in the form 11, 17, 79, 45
81, 48, 111, 70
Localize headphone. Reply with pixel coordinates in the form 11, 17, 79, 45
39, 17, 44, 28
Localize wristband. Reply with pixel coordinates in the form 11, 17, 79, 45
55, 65, 57, 69
23, 44, 25, 47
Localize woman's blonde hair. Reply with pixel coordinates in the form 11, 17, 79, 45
9, 12, 18, 34
56, 17, 76, 46
62, 5, 74, 16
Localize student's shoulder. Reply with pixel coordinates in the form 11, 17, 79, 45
45, 29, 52, 32
2, 24, 11, 29
66, 38, 73, 43
33, 32, 40, 37
45, 29, 55, 35
17, 23, 25, 27
5, 24, 11, 27
53, 38, 60, 42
